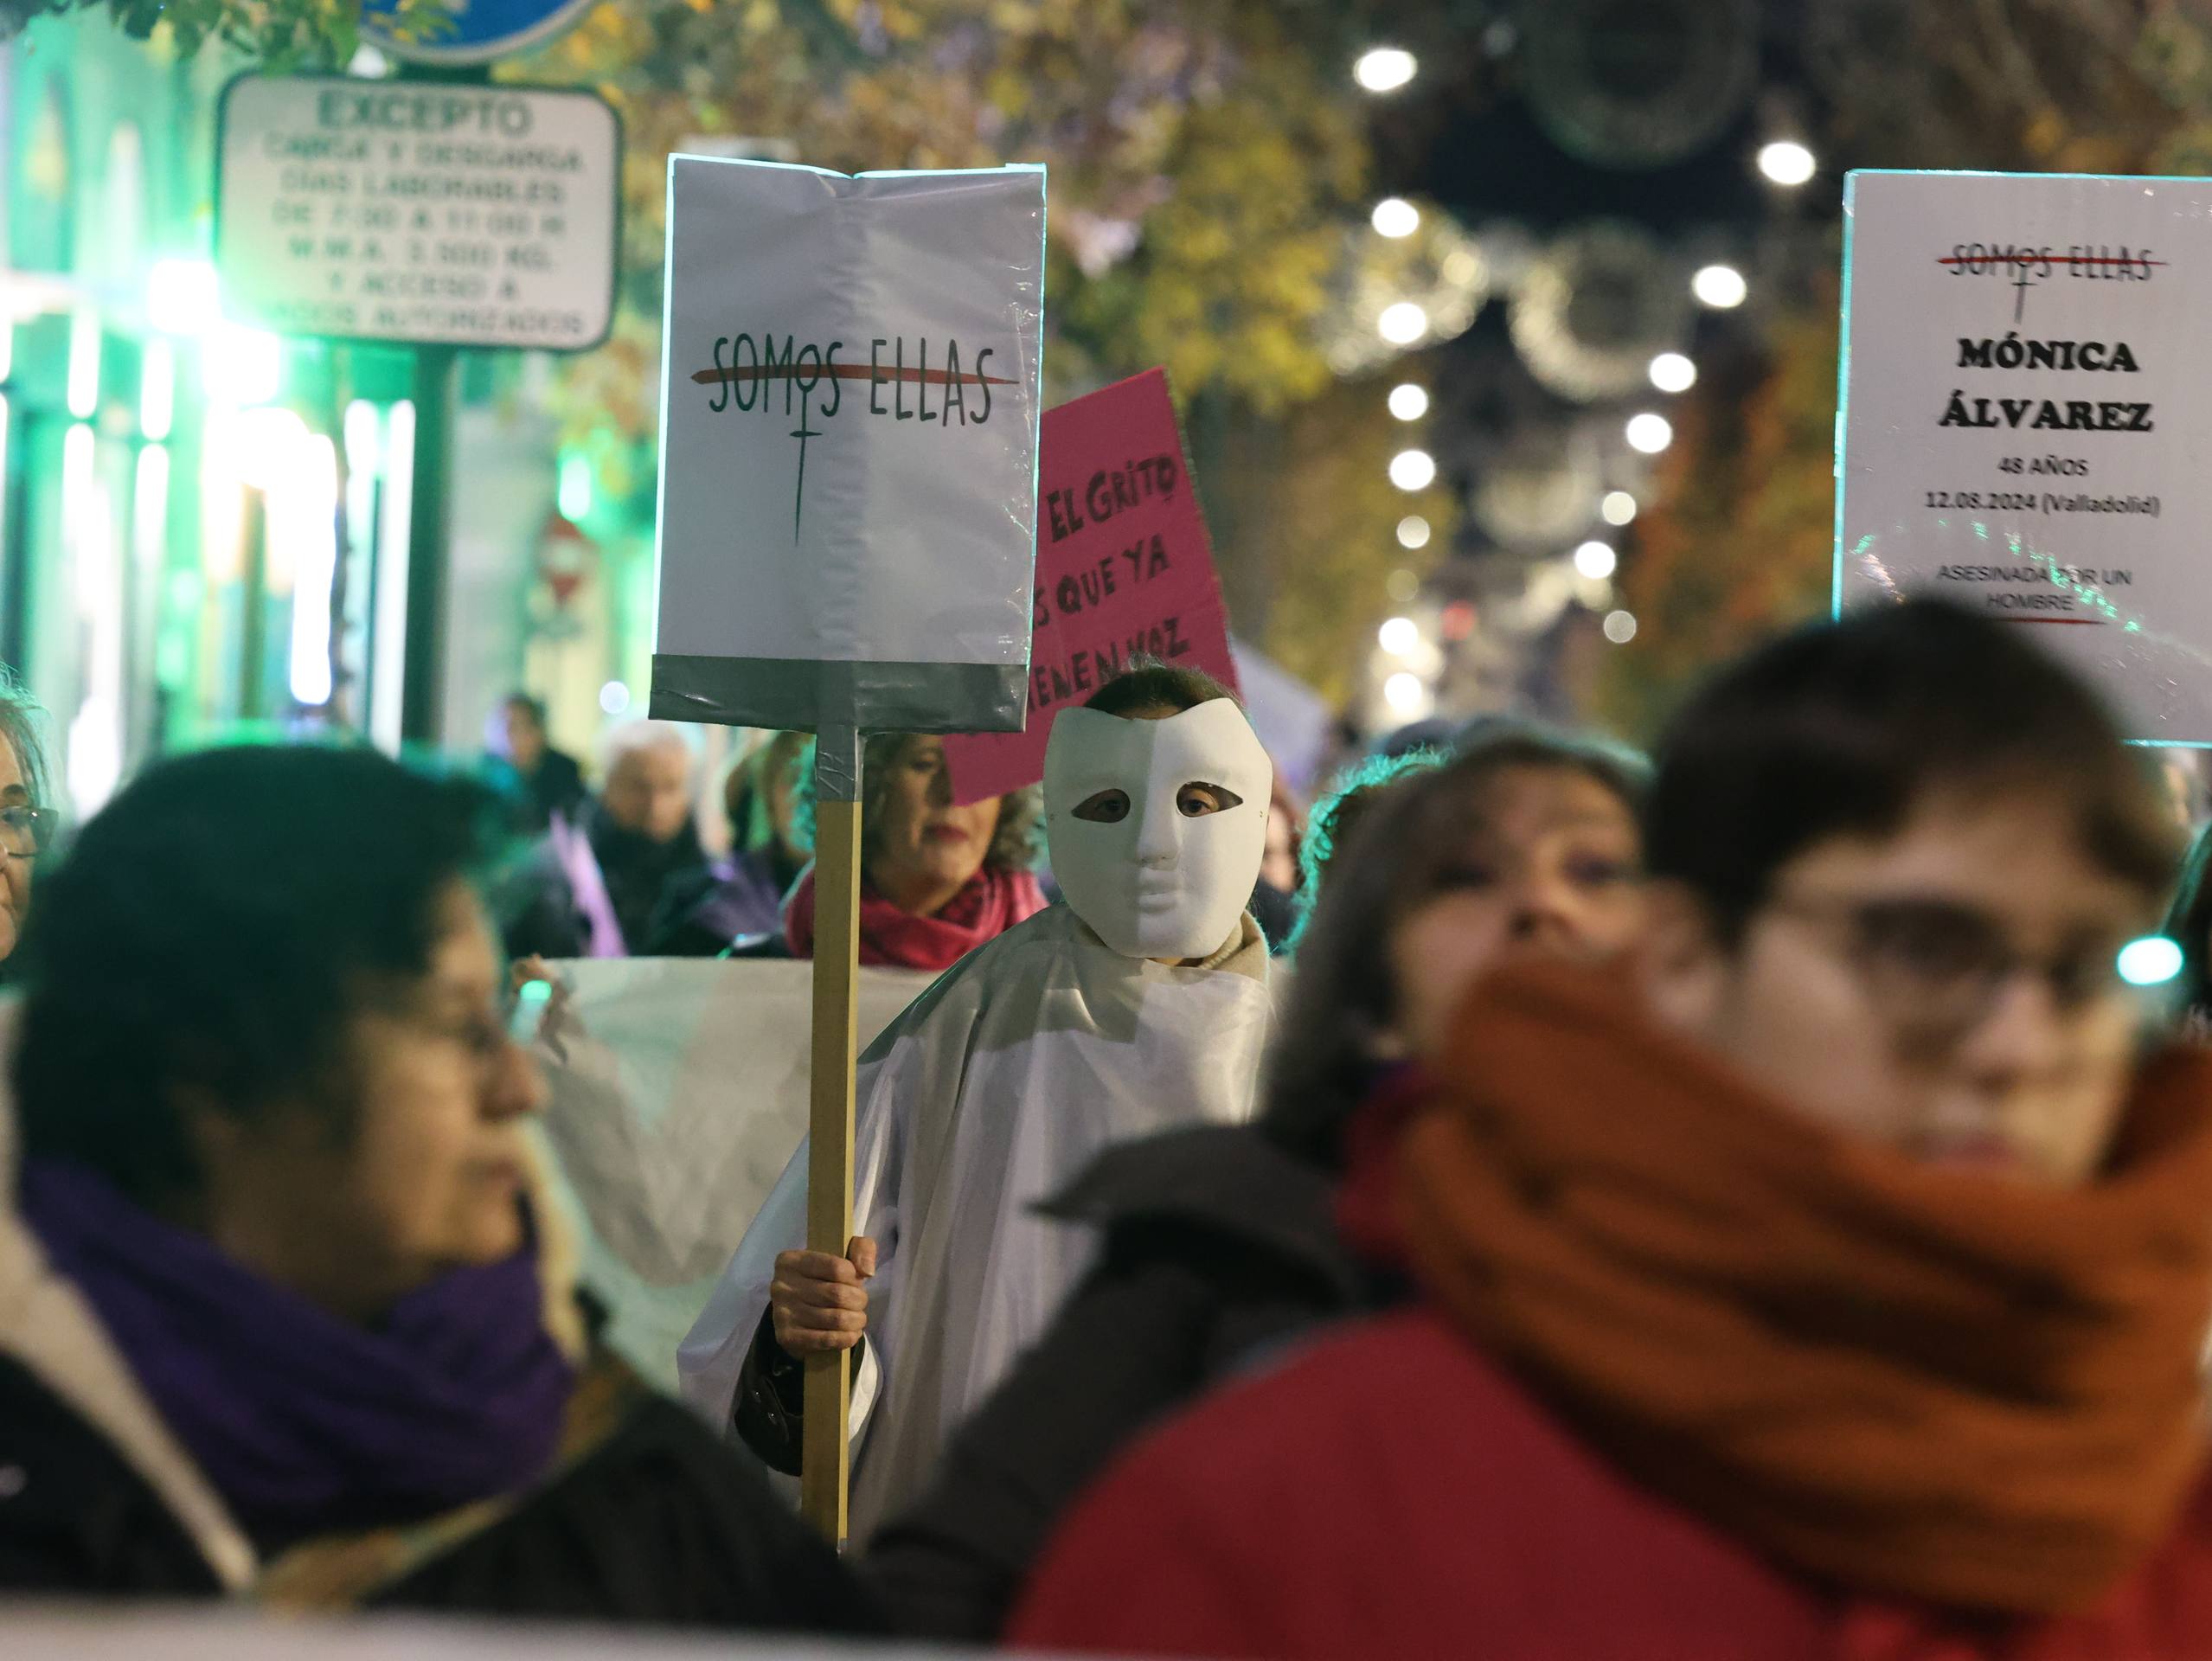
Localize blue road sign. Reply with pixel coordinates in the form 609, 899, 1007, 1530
360, 0, 598, 66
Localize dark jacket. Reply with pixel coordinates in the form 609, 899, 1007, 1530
860, 1122, 1386, 1641
0, 1344, 876, 1630
671, 844, 802, 956
517, 749, 589, 834
499, 806, 718, 962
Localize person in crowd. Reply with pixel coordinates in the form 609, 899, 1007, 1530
710, 731, 811, 941
493, 694, 587, 835
2160, 819, 2212, 1042
863, 726, 1648, 1639
0, 745, 870, 1627
1282, 745, 1451, 952
500, 721, 717, 961
1247, 777, 1305, 952
0, 674, 54, 973
1261, 777, 1302, 895
680, 664, 1275, 1542
641, 731, 816, 956
777, 732, 1046, 972
1011, 600, 2212, 1660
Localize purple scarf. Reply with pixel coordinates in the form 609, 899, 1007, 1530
20, 1158, 575, 1554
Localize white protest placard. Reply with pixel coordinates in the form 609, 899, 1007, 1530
1839, 170, 2212, 741
650, 158, 1047, 734
216, 76, 619, 351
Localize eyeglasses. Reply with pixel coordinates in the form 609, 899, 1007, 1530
0, 805, 57, 861
1767, 889, 2135, 1047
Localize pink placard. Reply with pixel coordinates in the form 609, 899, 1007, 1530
941, 369, 1238, 805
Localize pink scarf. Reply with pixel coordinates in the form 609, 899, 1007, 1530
784, 863, 1045, 972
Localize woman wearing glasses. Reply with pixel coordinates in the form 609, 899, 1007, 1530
0, 746, 869, 1629
1015, 602, 2212, 1659
0, 675, 54, 970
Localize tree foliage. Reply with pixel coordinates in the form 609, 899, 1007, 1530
1217, 375, 1456, 708
29, 0, 1467, 712
1600, 2, 2212, 738
530, 0, 1368, 425
0, 0, 447, 69
1595, 308, 1834, 741
528, 0, 1406, 692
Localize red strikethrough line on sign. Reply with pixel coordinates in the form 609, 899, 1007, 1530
689, 362, 1016, 387
1933, 254, 2168, 268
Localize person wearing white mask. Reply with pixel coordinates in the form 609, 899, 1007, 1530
678, 664, 1273, 1542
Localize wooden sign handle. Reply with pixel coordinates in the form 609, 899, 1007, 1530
801, 727, 863, 1545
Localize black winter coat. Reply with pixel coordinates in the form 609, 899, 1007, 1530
497, 808, 720, 962
860, 1122, 1389, 1642
0, 1350, 877, 1632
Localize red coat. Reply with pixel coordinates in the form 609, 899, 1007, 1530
1010, 1309, 2212, 1660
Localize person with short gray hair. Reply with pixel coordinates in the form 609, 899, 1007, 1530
498, 721, 717, 961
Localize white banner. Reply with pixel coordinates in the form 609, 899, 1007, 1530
521, 959, 934, 1394
651, 159, 1047, 734
4, 1607, 987, 1659
1839, 170, 2212, 741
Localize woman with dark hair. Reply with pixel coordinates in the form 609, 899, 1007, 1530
0, 671, 54, 972
1016, 601, 2212, 1660
0, 745, 869, 1629
862, 722, 1650, 1639
776, 731, 1045, 971
682, 661, 1276, 1542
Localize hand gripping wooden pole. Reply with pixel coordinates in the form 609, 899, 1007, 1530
801, 726, 862, 1544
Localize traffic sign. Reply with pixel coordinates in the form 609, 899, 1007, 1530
215, 74, 620, 352
359, 0, 599, 67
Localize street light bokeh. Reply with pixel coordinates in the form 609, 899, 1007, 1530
1625, 413, 1673, 454
1355, 47, 1417, 93
1396, 514, 1432, 549
1692, 264, 1748, 309
1378, 301, 1427, 344
1757, 139, 1817, 186
1371, 197, 1421, 239
1389, 448, 1437, 491
1388, 382, 1429, 420
1600, 490, 1638, 526
1649, 351, 1697, 393
1574, 540, 1618, 580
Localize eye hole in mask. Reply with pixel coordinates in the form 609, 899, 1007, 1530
1073, 788, 1132, 824
1177, 783, 1243, 818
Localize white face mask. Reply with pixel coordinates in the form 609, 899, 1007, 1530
1044, 699, 1273, 961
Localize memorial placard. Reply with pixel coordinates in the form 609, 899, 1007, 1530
1839, 169, 2212, 741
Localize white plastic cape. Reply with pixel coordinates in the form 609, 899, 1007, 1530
678, 901, 1271, 1542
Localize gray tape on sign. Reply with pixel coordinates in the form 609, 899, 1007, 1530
814, 727, 862, 803
650, 656, 1027, 736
